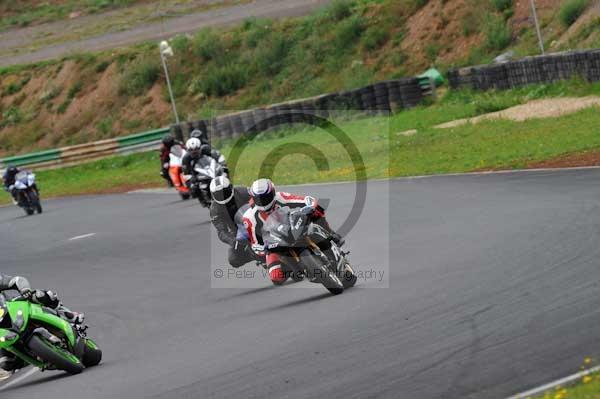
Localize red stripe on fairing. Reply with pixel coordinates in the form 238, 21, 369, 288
279, 192, 306, 202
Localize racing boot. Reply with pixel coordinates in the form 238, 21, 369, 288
0, 353, 25, 381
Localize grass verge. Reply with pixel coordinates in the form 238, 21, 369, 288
2, 82, 600, 205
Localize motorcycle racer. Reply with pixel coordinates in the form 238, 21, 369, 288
159, 135, 183, 187
209, 176, 261, 268
242, 178, 343, 284
182, 137, 228, 177
2, 166, 21, 204
3, 166, 38, 206
0, 273, 83, 380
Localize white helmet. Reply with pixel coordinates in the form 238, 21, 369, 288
210, 176, 234, 204
186, 137, 202, 151
250, 178, 276, 211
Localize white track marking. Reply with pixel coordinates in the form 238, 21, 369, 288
506, 365, 600, 399
0, 368, 38, 391
68, 233, 96, 241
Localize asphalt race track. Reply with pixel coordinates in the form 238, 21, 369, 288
1, 169, 600, 398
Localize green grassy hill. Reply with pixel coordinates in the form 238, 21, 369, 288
0, 0, 598, 156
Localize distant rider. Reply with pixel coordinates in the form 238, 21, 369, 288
0, 273, 83, 380
242, 178, 343, 285
209, 176, 261, 268
159, 135, 183, 187
182, 137, 228, 177
2, 166, 37, 205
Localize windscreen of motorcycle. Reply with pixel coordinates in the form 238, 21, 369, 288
194, 156, 217, 179
263, 206, 293, 249
14, 172, 30, 189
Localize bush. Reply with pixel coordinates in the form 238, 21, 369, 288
170, 35, 190, 53
474, 94, 519, 114
462, 11, 479, 37
425, 43, 442, 63
363, 27, 389, 50
96, 117, 113, 136
0, 107, 22, 128
95, 60, 110, 73
334, 16, 365, 50
323, 0, 353, 21
192, 28, 222, 61
39, 86, 62, 103
559, 0, 588, 27
68, 81, 83, 99
3, 75, 30, 96
119, 59, 160, 96
243, 19, 273, 48
484, 13, 512, 51
197, 64, 248, 97
253, 35, 291, 76
57, 99, 71, 114
491, 0, 513, 12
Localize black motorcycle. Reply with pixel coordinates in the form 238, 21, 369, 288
262, 206, 357, 295
188, 155, 227, 207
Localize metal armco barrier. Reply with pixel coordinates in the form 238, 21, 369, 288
447, 49, 600, 91
0, 127, 169, 170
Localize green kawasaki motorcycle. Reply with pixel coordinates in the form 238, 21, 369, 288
0, 293, 102, 375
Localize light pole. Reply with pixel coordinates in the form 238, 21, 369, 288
530, 0, 545, 54
159, 40, 180, 124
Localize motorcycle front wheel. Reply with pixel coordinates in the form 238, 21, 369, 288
302, 251, 344, 295
82, 338, 102, 367
30, 189, 42, 214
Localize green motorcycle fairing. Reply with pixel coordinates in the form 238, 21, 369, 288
0, 300, 77, 349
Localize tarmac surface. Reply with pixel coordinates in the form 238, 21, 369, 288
1, 169, 600, 398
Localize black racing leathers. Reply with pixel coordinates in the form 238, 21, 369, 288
0, 274, 59, 308
209, 186, 257, 267
0, 274, 31, 294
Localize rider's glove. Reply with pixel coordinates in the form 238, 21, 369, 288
7, 185, 14, 192
19, 286, 32, 298
33, 290, 60, 308
234, 240, 250, 252
301, 205, 315, 215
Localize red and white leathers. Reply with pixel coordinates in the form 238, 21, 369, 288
242, 192, 326, 284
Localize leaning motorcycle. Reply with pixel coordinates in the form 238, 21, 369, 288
262, 206, 357, 295
0, 292, 102, 376
13, 171, 42, 216
168, 144, 191, 200
186, 156, 227, 207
